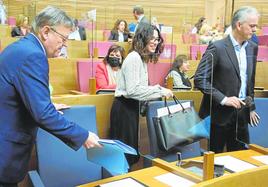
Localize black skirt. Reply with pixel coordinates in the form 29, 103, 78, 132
110, 96, 140, 166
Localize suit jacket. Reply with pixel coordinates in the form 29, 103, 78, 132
0, 34, 88, 183
95, 62, 116, 90
78, 26, 86, 40
108, 30, 130, 42
194, 36, 258, 126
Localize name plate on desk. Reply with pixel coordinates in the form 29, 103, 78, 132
97, 177, 148, 187
214, 155, 257, 173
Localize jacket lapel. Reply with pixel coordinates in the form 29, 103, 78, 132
224, 36, 241, 79
246, 43, 253, 80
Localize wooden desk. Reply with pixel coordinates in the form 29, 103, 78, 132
79, 145, 268, 187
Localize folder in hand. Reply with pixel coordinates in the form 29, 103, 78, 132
86, 139, 137, 175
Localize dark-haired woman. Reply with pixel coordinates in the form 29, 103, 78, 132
110, 23, 173, 166
165, 55, 192, 89
95, 45, 125, 90
108, 19, 132, 42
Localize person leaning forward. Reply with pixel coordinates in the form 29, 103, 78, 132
0, 6, 101, 186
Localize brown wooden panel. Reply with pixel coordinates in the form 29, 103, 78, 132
51, 94, 114, 138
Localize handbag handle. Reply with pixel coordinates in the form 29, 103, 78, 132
164, 95, 186, 115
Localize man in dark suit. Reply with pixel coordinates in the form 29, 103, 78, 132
0, 6, 100, 186
194, 6, 260, 153
133, 5, 149, 32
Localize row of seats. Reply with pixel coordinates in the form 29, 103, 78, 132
27, 97, 268, 186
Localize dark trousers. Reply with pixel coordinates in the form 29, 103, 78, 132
210, 107, 249, 153
110, 97, 140, 166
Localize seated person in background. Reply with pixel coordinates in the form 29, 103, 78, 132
96, 45, 125, 90
192, 17, 206, 34
68, 18, 86, 40
11, 14, 30, 37
165, 54, 192, 89
108, 19, 132, 42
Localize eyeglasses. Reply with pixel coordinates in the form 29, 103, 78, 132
50, 27, 68, 43
150, 37, 161, 43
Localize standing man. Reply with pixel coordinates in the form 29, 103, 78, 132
0, 6, 100, 186
194, 6, 260, 153
133, 5, 149, 32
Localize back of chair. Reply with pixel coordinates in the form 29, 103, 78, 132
146, 100, 201, 162
249, 98, 268, 147
36, 106, 102, 187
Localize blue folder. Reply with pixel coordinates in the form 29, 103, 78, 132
86, 139, 137, 175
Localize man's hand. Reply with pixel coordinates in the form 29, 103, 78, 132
83, 132, 102, 149
224, 96, 245, 109
249, 111, 260, 127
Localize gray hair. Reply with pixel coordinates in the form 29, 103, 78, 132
32, 6, 73, 34
231, 6, 260, 29
133, 5, 144, 15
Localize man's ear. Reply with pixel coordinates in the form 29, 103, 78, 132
236, 21, 242, 31
40, 26, 50, 41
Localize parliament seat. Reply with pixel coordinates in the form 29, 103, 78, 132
28, 106, 102, 187
249, 98, 268, 147
145, 100, 202, 164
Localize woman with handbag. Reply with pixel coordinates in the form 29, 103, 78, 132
110, 23, 173, 166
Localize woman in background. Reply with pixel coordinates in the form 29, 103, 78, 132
108, 19, 132, 42
166, 54, 192, 89
11, 14, 30, 37
110, 23, 173, 166
192, 17, 206, 34
95, 45, 125, 90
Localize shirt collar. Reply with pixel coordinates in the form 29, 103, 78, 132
229, 33, 248, 49
30, 33, 47, 56
138, 15, 144, 23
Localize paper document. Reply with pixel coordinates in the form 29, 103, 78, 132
214, 155, 257, 173
252, 155, 268, 165
99, 177, 147, 187
87, 139, 137, 175
154, 173, 196, 187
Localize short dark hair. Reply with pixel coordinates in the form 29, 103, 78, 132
131, 23, 164, 63
171, 55, 188, 71
133, 5, 144, 15
103, 45, 125, 64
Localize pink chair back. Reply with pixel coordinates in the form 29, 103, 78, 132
159, 44, 177, 60
88, 41, 114, 57
258, 35, 268, 46
78, 20, 95, 30
257, 46, 268, 62
182, 34, 198, 44
148, 62, 171, 86
103, 30, 111, 41
190, 44, 208, 60
7, 16, 16, 26
76, 59, 102, 93
262, 26, 268, 35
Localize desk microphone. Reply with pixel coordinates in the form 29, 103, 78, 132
235, 96, 253, 149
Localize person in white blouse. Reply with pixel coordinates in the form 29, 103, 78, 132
108, 19, 131, 42
110, 23, 173, 166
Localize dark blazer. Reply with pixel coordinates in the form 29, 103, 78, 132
194, 36, 258, 126
78, 26, 86, 40
108, 30, 130, 42
0, 34, 88, 183
11, 26, 27, 37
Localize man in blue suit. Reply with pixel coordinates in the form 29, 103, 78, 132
0, 6, 101, 186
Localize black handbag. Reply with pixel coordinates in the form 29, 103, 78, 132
153, 96, 210, 151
